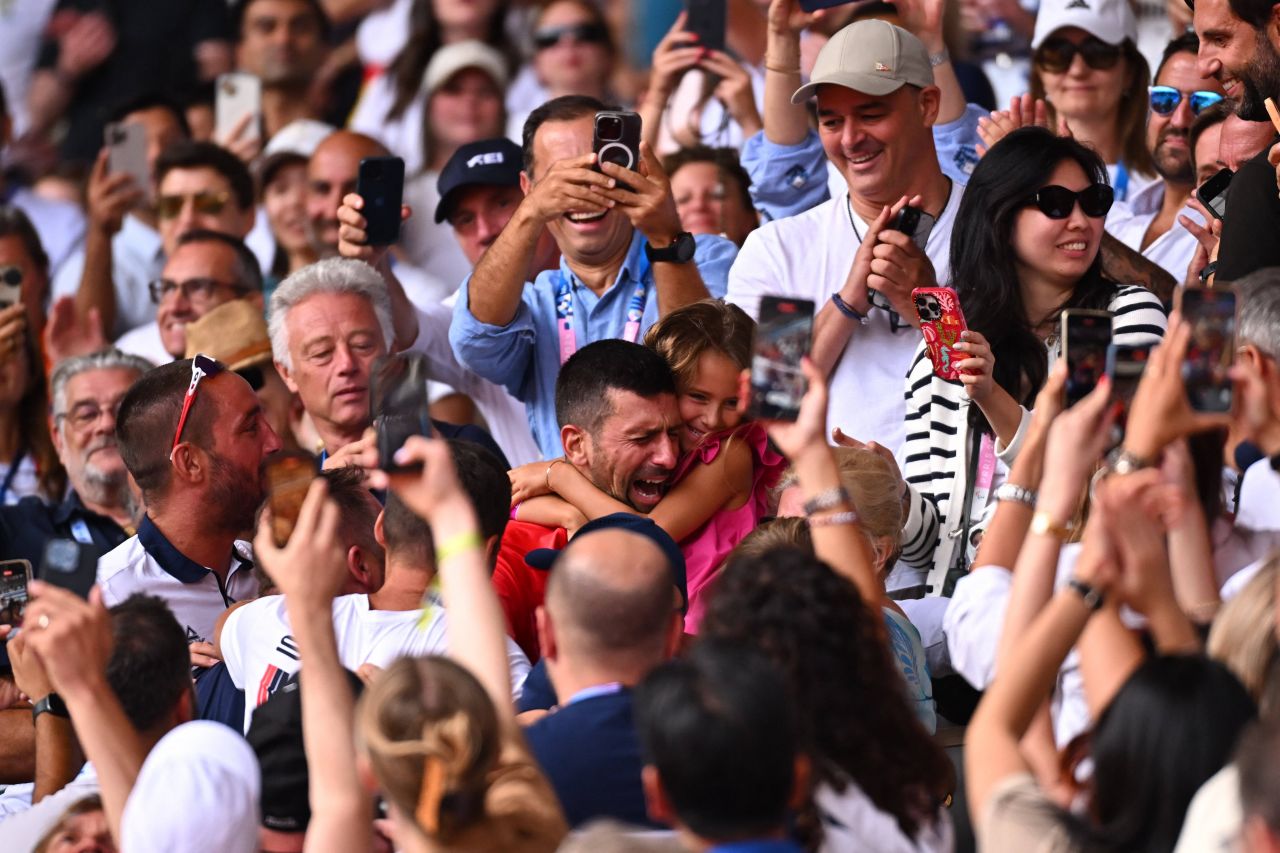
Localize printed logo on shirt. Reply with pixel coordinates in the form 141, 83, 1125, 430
185, 625, 203, 644
875, 62, 891, 72
257, 664, 298, 707
1065, 0, 1090, 8
277, 635, 299, 662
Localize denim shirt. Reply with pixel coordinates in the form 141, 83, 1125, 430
450, 230, 736, 459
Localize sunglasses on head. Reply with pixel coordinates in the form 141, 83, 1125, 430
533, 22, 608, 51
156, 191, 230, 220
1026, 184, 1114, 219
1034, 35, 1122, 73
1147, 85, 1224, 116
171, 354, 225, 454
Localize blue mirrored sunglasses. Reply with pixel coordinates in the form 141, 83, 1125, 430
1148, 86, 1224, 117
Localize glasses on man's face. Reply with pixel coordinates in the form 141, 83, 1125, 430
148, 277, 248, 304
1147, 85, 1224, 117
155, 191, 230, 220
533, 22, 608, 51
171, 354, 225, 453
1034, 36, 1122, 73
1026, 184, 1115, 219
57, 398, 124, 431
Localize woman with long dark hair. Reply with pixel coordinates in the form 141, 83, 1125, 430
897, 127, 1165, 597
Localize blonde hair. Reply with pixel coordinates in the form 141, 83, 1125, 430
643, 299, 754, 393
34, 795, 105, 853
1208, 559, 1279, 715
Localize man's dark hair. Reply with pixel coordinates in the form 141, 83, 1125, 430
555, 339, 677, 433
521, 94, 610, 175
117, 359, 220, 498
1154, 31, 1201, 81
176, 229, 264, 293
156, 141, 255, 211
107, 595, 194, 733
635, 639, 797, 841
383, 440, 511, 568
661, 145, 755, 215
319, 464, 383, 560
1228, 0, 1277, 28
231, 0, 331, 39
0, 206, 50, 276
1189, 100, 1233, 168
105, 93, 192, 139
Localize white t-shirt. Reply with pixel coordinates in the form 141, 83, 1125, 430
727, 186, 963, 456
401, 170, 475, 295
1105, 181, 1202, 282
53, 214, 164, 340
815, 779, 953, 853
220, 591, 532, 732
113, 320, 172, 366
97, 518, 258, 645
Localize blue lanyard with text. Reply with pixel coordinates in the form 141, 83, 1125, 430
1113, 162, 1130, 203
555, 256, 651, 366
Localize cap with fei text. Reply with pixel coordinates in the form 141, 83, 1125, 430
791, 19, 934, 103
435, 137, 524, 223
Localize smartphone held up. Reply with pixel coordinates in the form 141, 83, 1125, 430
913, 287, 967, 380
1061, 310, 1113, 407
0, 560, 32, 628
371, 353, 434, 472
750, 296, 815, 422
1180, 287, 1237, 413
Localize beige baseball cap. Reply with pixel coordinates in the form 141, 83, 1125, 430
792, 19, 935, 103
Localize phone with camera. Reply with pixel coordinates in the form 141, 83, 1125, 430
593, 111, 643, 186
884, 206, 936, 251
357, 156, 406, 246
912, 287, 968, 381
1061, 309, 1113, 407
40, 539, 97, 599
371, 353, 433, 472
104, 121, 151, 201
0, 560, 32, 629
263, 451, 318, 548
1180, 286, 1237, 413
215, 72, 262, 144
684, 0, 726, 52
750, 296, 815, 422
1195, 167, 1233, 221
1105, 343, 1151, 440
0, 266, 21, 309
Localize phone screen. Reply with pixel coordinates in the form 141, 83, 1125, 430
264, 451, 318, 547
40, 539, 96, 599
1105, 344, 1151, 442
371, 353, 433, 471
1063, 311, 1113, 406
1181, 288, 1237, 412
751, 296, 815, 422
0, 560, 32, 628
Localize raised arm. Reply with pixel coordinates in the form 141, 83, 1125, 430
762, 0, 817, 147
638, 15, 702, 150
335, 193, 419, 351
892, 0, 967, 125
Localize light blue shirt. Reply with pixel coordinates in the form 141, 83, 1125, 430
450, 230, 736, 459
741, 104, 985, 222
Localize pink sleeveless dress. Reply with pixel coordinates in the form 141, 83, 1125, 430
677, 421, 787, 632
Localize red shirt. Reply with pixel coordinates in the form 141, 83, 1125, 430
491, 520, 566, 663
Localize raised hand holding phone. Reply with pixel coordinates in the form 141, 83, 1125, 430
1061, 309, 1113, 407
750, 296, 815, 422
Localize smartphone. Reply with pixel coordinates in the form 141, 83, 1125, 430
593, 111, 643, 182
263, 451, 318, 548
104, 121, 150, 200
40, 539, 96, 599
750, 296, 815, 422
1061, 309, 1113, 407
1105, 343, 1151, 442
884, 206, 936, 251
370, 353, 433, 471
1181, 287, 1237, 413
215, 72, 262, 144
0, 560, 32, 628
684, 0, 726, 52
0, 266, 21, 309
357, 156, 406, 246
1195, 167, 1233, 221
913, 287, 968, 380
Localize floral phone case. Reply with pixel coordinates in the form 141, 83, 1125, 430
913, 287, 968, 381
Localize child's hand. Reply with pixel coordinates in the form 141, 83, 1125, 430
509, 459, 559, 505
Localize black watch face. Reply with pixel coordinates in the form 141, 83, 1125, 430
675, 232, 696, 262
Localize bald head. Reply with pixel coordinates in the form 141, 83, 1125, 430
306, 130, 390, 256
545, 529, 675, 666
1219, 115, 1274, 173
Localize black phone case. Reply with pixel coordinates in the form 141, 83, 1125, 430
1195, 167, 1234, 221
593, 111, 643, 180
685, 0, 726, 52
40, 539, 97, 599
358, 156, 406, 246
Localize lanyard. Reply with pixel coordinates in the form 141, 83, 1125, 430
1113, 162, 1130, 203
555, 257, 651, 366
0, 447, 25, 504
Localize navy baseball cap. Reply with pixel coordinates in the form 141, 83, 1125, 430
525, 512, 689, 612
434, 138, 523, 223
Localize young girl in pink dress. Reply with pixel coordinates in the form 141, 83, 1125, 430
509, 299, 785, 631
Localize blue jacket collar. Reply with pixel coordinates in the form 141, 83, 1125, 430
51, 491, 88, 526
137, 515, 214, 584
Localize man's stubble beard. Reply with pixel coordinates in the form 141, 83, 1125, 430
1237, 35, 1280, 122
207, 453, 264, 535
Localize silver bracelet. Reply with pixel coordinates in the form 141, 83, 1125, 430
803, 486, 851, 516
994, 482, 1037, 508
928, 48, 950, 67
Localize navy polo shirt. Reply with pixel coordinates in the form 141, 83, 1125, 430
0, 491, 129, 569
524, 687, 660, 829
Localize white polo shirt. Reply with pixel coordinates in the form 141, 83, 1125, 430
52, 213, 165, 340
220, 590, 532, 732
727, 186, 962, 456
113, 319, 172, 366
97, 516, 258, 645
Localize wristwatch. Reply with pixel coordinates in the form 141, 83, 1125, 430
1030, 510, 1073, 541
32, 693, 69, 724
1108, 447, 1154, 476
644, 231, 696, 264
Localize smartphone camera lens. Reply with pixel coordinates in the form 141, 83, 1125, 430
597, 115, 623, 141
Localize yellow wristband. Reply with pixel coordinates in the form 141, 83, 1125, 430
435, 531, 483, 565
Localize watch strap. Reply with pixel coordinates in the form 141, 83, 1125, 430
1068, 578, 1105, 611
1030, 510, 1073, 540
1109, 448, 1154, 476
32, 693, 69, 723
644, 231, 695, 264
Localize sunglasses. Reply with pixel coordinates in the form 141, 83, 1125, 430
1147, 85, 1224, 116
533, 22, 608, 51
1034, 36, 1122, 73
171, 354, 224, 453
1026, 184, 1115, 219
148, 277, 249, 304
156, 191, 230, 220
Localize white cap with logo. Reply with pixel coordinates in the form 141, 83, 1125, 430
791, 19, 935, 103
422, 40, 508, 96
1031, 0, 1137, 49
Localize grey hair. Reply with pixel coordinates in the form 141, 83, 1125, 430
1233, 268, 1280, 359
268, 258, 394, 371
50, 349, 154, 418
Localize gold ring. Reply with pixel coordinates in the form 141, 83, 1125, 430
36, 613, 49, 630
